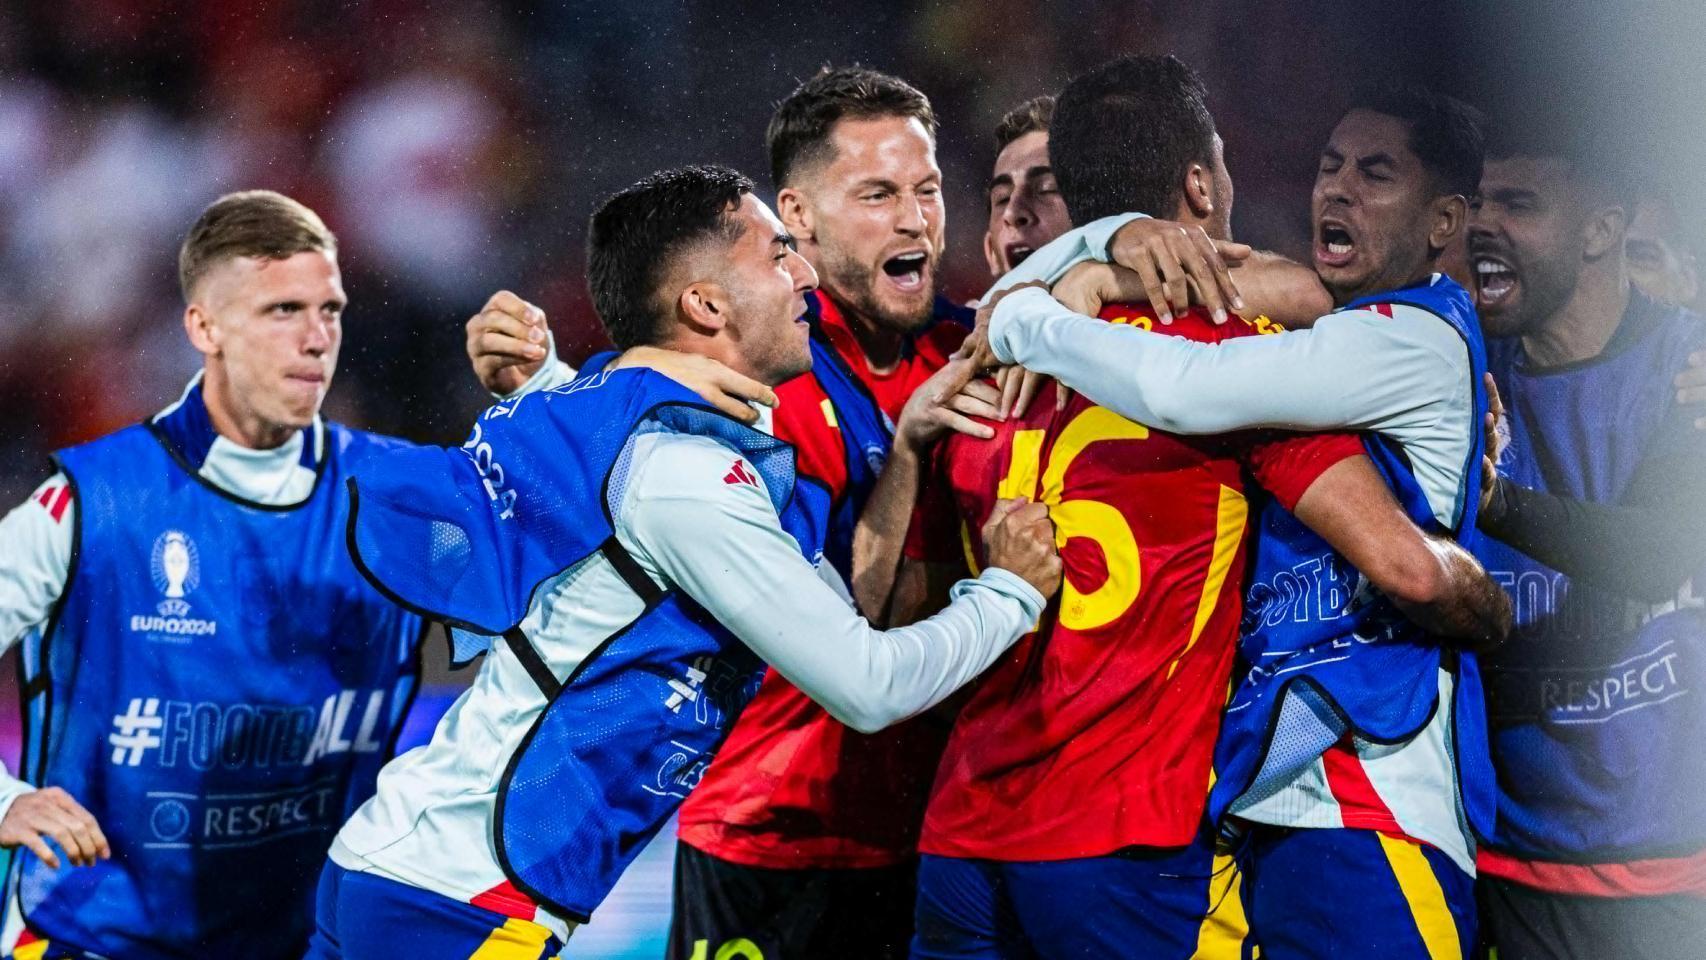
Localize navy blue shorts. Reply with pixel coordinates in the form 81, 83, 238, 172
304, 860, 563, 960
911, 835, 1250, 960
1243, 826, 1474, 960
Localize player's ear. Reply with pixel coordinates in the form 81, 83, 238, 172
776, 188, 813, 242
1581, 203, 1628, 261
677, 280, 731, 335
183, 303, 221, 358
1183, 162, 1214, 221
1429, 194, 1469, 256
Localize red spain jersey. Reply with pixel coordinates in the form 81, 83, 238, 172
675, 292, 969, 869
917, 303, 1362, 861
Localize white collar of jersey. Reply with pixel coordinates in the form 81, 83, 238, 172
751, 402, 775, 437
153, 372, 325, 507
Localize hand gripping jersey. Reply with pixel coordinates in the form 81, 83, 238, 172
919, 303, 1359, 860
677, 292, 969, 869
18, 420, 422, 959
1477, 295, 1706, 864
1210, 277, 1494, 862
345, 368, 829, 921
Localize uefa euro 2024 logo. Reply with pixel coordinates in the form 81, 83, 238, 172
150, 530, 200, 617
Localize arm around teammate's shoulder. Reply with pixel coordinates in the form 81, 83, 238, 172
621, 435, 1058, 733
989, 290, 1465, 437
1291, 456, 1511, 652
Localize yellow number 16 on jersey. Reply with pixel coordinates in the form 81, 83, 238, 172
998, 407, 1148, 631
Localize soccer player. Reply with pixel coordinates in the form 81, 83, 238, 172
665, 73, 963, 955
471, 67, 968, 958
1625, 193, 1700, 309
982, 96, 1072, 277
1467, 122, 1706, 960
465, 70, 1084, 960
961, 81, 1514, 958
0, 192, 426, 959
904, 60, 1509, 959
312, 165, 1062, 959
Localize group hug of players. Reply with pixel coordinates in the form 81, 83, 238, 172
0, 50, 1702, 960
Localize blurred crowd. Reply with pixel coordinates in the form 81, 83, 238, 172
0, 0, 1700, 508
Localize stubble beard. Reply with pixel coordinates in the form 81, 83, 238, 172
819, 246, 934, 335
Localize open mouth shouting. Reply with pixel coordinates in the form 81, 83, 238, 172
881, 250, 930, 295
1316, 218, 1357, 270
1474, 254, 1518, 307
1004, 243, 1035, 269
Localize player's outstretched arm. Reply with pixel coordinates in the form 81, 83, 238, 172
1044, 257, 1326, 331
0, 477, 73, 661
1292, 456, 1511, 652
988, 213, 1150, 289
851, 358, 997, 623
981, 286, 1462, 438
608, 348, 777, 426
628, 443, 1058, 733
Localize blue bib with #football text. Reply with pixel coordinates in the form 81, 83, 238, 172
1478, 294, 1706, 862
23, 415, 422, 960
1211, 275, 1496, 841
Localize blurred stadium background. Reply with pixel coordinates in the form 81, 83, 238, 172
0, 0, 1702, 954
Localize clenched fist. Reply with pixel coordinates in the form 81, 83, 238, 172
982, 497, 1063, 598
466, 290, 550, 396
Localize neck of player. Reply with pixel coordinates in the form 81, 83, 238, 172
834, 292, 908, 375
1524, 261, 1631, 369
201, 366, 299, 450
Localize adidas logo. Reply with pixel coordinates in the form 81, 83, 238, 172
723, 460, 757, 488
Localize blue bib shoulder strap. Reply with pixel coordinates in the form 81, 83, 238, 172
565, 338, 885, 583
1347, 274, 1489, 537
801, 313, 894, 578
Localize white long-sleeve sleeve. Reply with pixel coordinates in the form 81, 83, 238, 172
623, 434, 1044, 734
0, 476, 75, 819
496, 332, 577, 399
982, 213, 1147, 297
988, 284, 1476, 526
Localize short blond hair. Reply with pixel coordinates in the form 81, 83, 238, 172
178, 190, 337, 301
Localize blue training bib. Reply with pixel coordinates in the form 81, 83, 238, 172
18, 422, 422, 960
1478, 295, 1706, 861
1211, 276, 1495, 839
347, 367, 830, 922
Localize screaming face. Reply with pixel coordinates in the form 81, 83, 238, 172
1311, 110, 1449, 306
796, 114, 945, 333
984, 130, 1072, 277
1468, 156, 1586, 339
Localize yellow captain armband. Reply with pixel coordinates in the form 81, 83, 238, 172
819, 398, 838, 428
